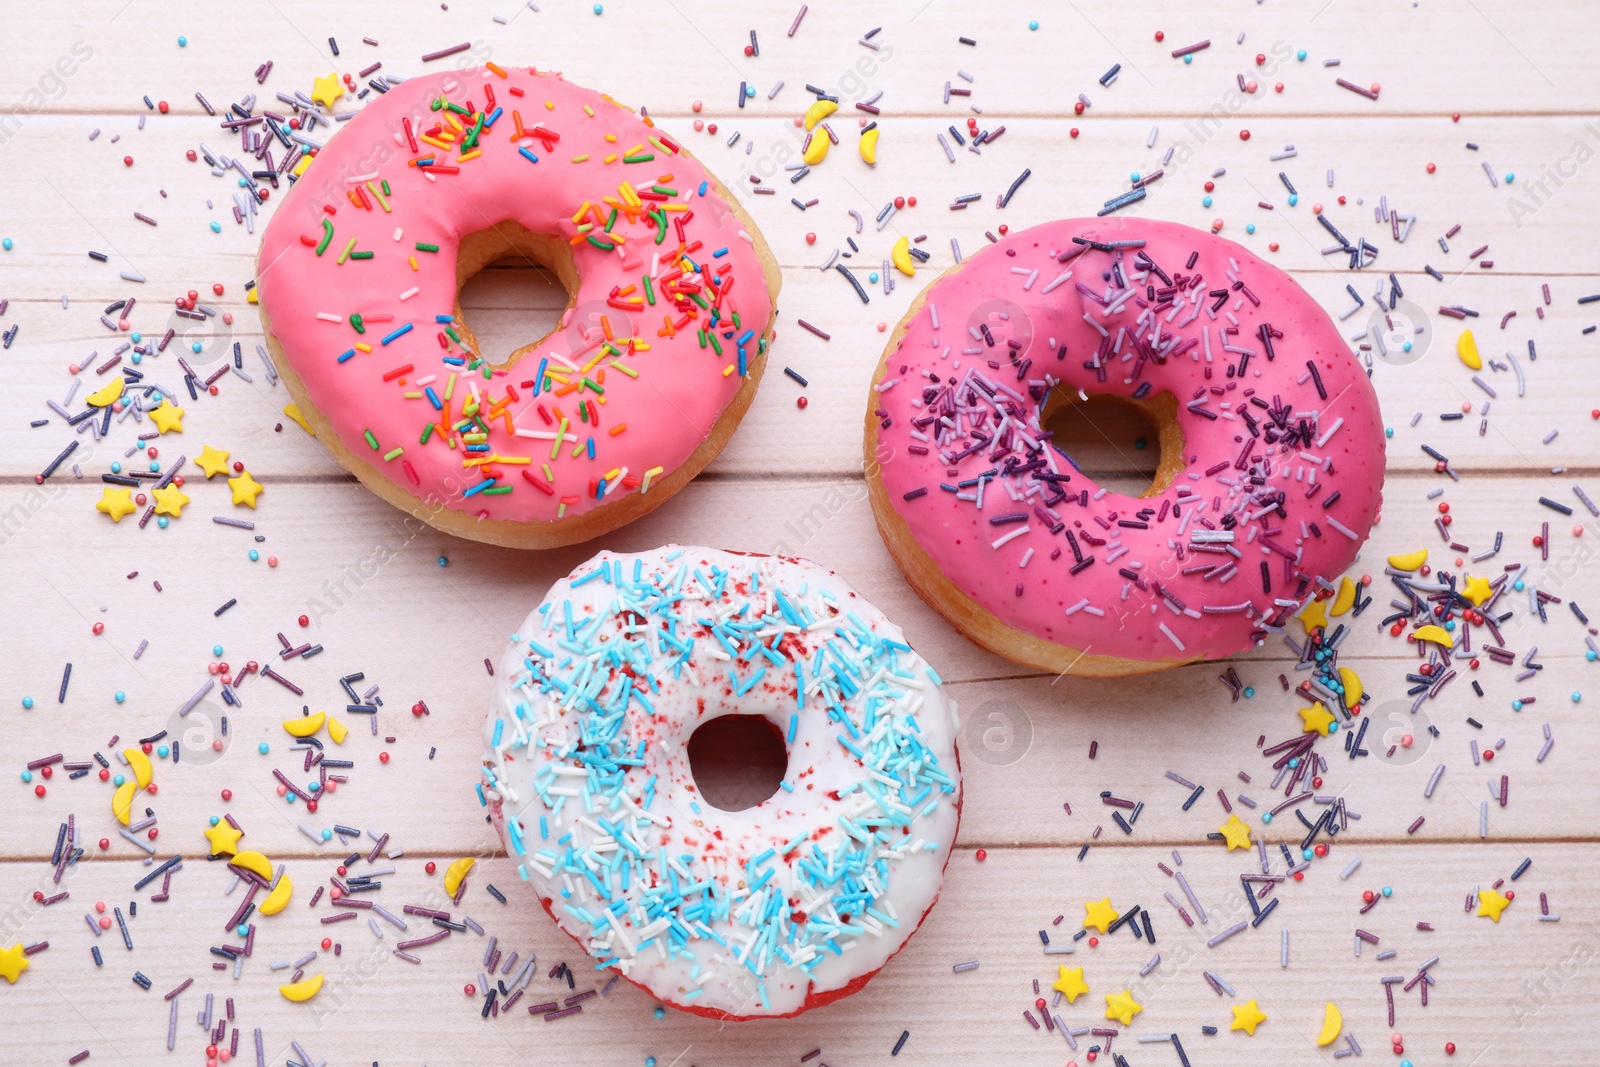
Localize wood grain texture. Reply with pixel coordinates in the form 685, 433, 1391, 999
3, 1, 1599, 1064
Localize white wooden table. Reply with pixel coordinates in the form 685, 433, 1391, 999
3, 1, 1599, 1063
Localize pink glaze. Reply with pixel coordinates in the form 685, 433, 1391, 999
875, 217, 1386, 663
257, 67, 773, 522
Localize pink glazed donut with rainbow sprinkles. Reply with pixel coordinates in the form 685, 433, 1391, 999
256, 67, 780, 548
865, 217, 1385, 677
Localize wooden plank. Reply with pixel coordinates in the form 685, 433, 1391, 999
2, 112, 1596, 284
0, 842, 1589, 1064
2, 473, 1591, 859
3, 258, 1596, 481
3, 0, 1597, 119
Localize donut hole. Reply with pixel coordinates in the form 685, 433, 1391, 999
453, 221, 578, 369
687, 714, 788, 812
1040, 391, 1181, 498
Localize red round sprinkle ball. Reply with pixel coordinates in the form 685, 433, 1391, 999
1445, 1042, 1457, 1055
975, 849, 987, 862
425, 861, 437, 875
1073, 101, 1084, 114
1483, 748, 1495, 761
379, 751, 391, 764
92, 621, 104, 635
1069, 128, 1079, 138
797, 396, 808, 409
123, 156, 134, 166
221, 789, 232, 801
1154, 30, 1164, 41
1426, 162, 1437, 174
298, 615, 310, 627
1238, 129, 1251, 141
99, 838, 110, 850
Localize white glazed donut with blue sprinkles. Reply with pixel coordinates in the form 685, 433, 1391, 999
479, 545, 963, 1019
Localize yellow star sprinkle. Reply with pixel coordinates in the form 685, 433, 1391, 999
1461, 574, 1494, 608
1297, 596, 1329, 632
229, 470, 264, 508
151, 485, 190, 518
1477, 887, 1511, 922
0, 943, 28, 983
1298, 701, 1337, 736
1217, 813, 1253, 851
1051, 966, 1090, 1004
148, 400, 186, 433
95, 487, 137, 523
1103, 989, 1143, 1026
311, 72, 344, 110
1083, 897, 1120, 934
195, 444, 232, 478
204, 820, 243, 857
1230, 999, 1269, 1035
